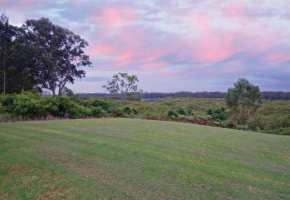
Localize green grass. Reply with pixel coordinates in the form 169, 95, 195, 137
0, 118, 290, 200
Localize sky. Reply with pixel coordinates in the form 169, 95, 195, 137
1, 0, 290, 93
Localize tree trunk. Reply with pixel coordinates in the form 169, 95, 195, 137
3, 49, 6, 95
52, 89, 56, 97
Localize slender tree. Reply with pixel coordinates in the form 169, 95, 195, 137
0, 14, 19, 95
103, 73, 143, 102
226, 78, 261, 125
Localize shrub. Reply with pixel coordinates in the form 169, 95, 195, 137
115, 108, 124, 117
0, 94, 15, 112
68, 104, 91, 118
278, 115, 290, 128
44, 96, 90, 118
91, 99, 112, 111
14, 97, 46, 117
123, 106, 132, 114
91, 106, 103, 117
107, 102, 120, 114
167, 110, 178, 119
187, 109, 193, 115
176, 107, 187, 115
11, 91, 46, 118
272, 127, 290, 135
132, 108, 138, 115
206, 107, 227, 121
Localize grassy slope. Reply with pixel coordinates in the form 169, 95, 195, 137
0, 119, 289, 200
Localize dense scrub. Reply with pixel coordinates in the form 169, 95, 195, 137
0, 91, 289, 135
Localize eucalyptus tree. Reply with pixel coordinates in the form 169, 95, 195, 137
0, 14, 19, 94
103, 73, 143, 102
226, 78, 261, 125
23, 18, 92, 96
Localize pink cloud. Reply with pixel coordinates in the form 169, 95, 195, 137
139, 62, 168, 69
95, 8, 138, 27
88, 45, 115, 56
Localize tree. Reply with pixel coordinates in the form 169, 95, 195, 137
0, 14, 19, 95
102, 73, 143, 102
226, 78, 261, 125
23, 18, 91, 96
60, 87, 74, 97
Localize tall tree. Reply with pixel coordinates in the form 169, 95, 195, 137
23, 18, 91, 96
103, 72, 143, 102
226, 78, 261, 125
0, 14, 19, 95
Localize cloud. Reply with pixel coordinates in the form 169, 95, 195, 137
1, 0, 290, 92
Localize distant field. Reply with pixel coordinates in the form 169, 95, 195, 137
1, 119, 290, 199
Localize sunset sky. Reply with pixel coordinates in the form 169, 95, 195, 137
1, 0, 290, 93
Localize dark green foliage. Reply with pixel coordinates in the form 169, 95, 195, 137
187, 109, 193, 115
226, 78, 261, 125
132, 108, 138, 115
167, 110, 178, 119
23, 18, 92, 96
0, 91, 91, 119
44, 96, 91, 118
122, 106, 138, 115
1, 14, 91, 96
0, 94, 14, 112
107, 102, 120, 114
0, 14, 40, 94
123, 106, 132, 114
115, 108, 124, 117
91, 99, 112, 111
91, 106, 103, 117
176, 107, 187, 115
1, 91, 290, 136
207, 107, 227, 121
272, 127, 290, 135
278, 115, 290, 128
13, 92, 46, 118
0, 90, 45, 118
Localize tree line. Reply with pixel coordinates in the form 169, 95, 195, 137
0, 14, 91, 96
78, 91, 290, 100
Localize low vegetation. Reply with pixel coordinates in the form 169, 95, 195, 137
1, 89, 290, 135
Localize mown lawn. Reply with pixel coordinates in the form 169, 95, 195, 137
0, 118, 289, 200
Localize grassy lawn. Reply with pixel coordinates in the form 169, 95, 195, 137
0, 118, 290, 200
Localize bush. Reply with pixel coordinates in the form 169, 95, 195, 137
206, 107, 227, 121
176, 107, 187, 115
115, 108, 124, 117
167, 110, 178, 119
14, 96, 46, 117
91, 99, 112, 111
132, 108, 138, 115
11, 91, 46, 118
107, 102, 120, 114
272, 127, 290, 135
278, 115, 290, 128
123, 106, 132, 114
91, 106, 103, 117
44, 96, 91, 118
0, 94, 15, 112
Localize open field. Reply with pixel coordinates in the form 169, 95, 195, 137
1, 118, 290, 199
